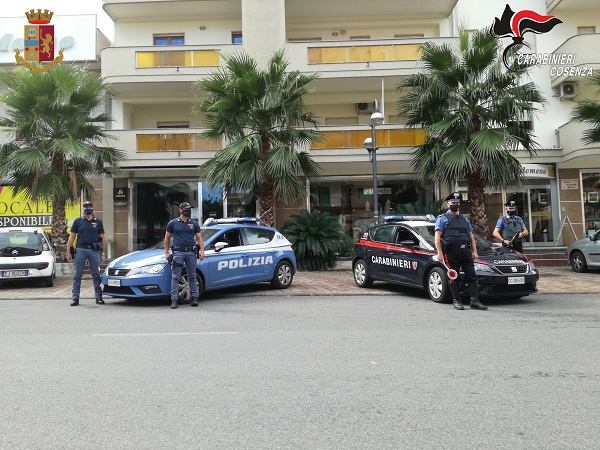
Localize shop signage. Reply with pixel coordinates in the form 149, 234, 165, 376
522, 164, 554, 178
560, 179, 579, 190
114, 187, 128, 201
363, 188, 392, 195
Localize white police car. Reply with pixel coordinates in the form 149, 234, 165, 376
353, 215, 539, 302
101, 218, 297, 302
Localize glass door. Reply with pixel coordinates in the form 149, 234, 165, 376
507, 187, 553, 244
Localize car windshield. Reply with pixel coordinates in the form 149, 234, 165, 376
145, 228, 221, 250
412, 224, 493, 248
0, 231, 45, 251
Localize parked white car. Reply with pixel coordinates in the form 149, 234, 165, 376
566, 230, 600, 273
0, 227, 57, 287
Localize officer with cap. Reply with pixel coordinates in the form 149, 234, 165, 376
67, 201, 105, 306
164, 202, 205, 309
434, 193, 488, 310
493, 200, 528, 253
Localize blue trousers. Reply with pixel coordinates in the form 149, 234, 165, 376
72, 247, 102, 300
170, 250, 199, 302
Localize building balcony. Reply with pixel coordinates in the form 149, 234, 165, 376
106, 125, 423, 169
547, 0, 597, 13
550, 33, 600, 88
556, 119, 600, 168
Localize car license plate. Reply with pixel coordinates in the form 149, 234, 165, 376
1, 270, 29, 277
508, 276, 525, 285
108, 279, 121, 287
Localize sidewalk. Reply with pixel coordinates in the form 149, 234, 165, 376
0, 266, 598, 300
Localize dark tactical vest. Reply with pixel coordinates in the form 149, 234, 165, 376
441, 213, 471, 244
501, 216, 524, 242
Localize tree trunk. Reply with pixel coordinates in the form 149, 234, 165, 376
51, 202, 69, 262
467, 172, 489, 240
259, 181, 275, 227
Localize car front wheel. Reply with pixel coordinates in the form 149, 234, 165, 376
353, 259, 373, 288
272, 260, 294, 289
427, 267, 451, 303
570, 251, 588, 273
179, 271, 203, 302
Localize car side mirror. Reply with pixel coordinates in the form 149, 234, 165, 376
214, 242, 229, 252
400, 240, 416, 248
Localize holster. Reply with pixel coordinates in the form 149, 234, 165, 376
69, 246, 76, 258
193, 244, 200, 259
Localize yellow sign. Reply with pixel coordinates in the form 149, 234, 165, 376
0, 186, 79, 233
15, 9, 64, 73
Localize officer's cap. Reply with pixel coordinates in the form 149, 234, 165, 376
179, 202, 192, 209
444, 192, 461, 203
83, 200, 93, 207
505, 200, 517, 208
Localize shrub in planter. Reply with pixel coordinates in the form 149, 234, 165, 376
338, 234, 356, 258
282, 210, 345, 271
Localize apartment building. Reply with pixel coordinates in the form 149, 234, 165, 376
3, 0, 588, 257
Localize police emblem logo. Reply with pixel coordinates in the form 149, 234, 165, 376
15, 9, 64, 73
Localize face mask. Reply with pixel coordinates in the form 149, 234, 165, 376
83, 209, 93, 215
182, 209, 192, 217
449, 205, 460, 212
507, 210, 516, 216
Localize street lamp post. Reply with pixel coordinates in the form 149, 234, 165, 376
364, 99, 384, 225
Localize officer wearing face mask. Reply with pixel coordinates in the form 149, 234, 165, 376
434, 193, 487, 311
493, 200, 528, 253
164, 202, 205, 309
66, 201, 105, 306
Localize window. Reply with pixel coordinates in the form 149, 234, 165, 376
582, 171, 600, 237
219, 229, 242, 248
154, 35, 184, 46
244, 228, 274, 245
395, 227, 418, 246
371, 226, 394, 243
232, 32, 243, 44
577, 26, 596, 34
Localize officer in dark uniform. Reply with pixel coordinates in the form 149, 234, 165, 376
66, 201, 105, 306
434, 193, 488, 310
164, 202, 205, 309
493, 200, 529, 253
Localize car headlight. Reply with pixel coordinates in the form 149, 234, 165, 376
474, 262, 495, 273
528, 261, 536, 271
128, 263, 168, 276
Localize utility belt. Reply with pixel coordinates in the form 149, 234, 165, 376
447, 243, 471, 249
77, 243, 102, 251
172, 246, 196, 252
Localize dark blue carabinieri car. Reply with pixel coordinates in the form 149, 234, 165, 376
101, 218, 297, 302
353, 216, 539, 302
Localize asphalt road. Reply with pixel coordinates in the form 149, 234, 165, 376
1, 294, 599, 450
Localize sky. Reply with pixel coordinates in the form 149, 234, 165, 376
4, 1, 114, 41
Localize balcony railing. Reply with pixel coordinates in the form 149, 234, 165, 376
312, 127, 426, 149
136, 132, 220, 152
136, 49, 220, 68
308, 44, 421, 64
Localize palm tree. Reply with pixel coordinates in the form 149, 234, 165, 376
399, 29, 544, 238
573, 73, 600, 145
193, 50, 321, 227
0, 64, 125, 260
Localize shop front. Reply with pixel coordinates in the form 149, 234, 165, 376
309, 175, 436, 239
581, 170, 600, 238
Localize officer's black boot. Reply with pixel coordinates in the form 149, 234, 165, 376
191, 297, 199, 307
171, 299, 178, 309
449, 282, 463, 310
469, 296, 488, 310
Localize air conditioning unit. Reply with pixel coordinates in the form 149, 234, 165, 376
355, 102, 371, 115
559, 82, 577, 99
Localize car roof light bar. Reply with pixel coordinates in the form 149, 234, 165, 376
202, 217, 260, 226
382, 215, 436, 223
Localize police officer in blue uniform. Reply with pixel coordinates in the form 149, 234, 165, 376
493, 200, 529, 253
67, 201, 105, 306
434, 193, 487, 310
164, 202, 205, 309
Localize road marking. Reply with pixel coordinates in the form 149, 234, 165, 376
92, 332, 238, 337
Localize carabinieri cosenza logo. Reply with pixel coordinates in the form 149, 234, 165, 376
491, 5, 562, 71
14, 9, 64, 73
